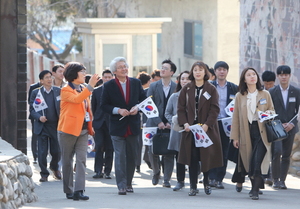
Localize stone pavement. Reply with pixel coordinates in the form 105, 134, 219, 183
20, 126, 300, 209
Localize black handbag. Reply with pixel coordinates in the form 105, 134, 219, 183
265, 119, 288, 143
152, 129, 177, 155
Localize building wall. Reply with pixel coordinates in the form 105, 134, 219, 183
240, 0, 300, 88
116, 0, 240, 83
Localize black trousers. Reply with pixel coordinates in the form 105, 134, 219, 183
38, 123, 61, 177
175, 152, 186, 182
94, 122, 114, 175
272, 131, 296, 181
208, 120, 229, 182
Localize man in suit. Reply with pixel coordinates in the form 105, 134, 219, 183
29, 70, 61, 182
91, 69, 114, 179
52, 64, 67, 88
208, 61, 238, 189
269, 65, 300, 189
101, 57, 146, 195
28, 81, 41, 164
146, 59, 177, 188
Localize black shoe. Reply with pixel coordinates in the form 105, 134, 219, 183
264, 178, 273, 186
279, 181, 287, 189
236, 185, 243, 192
162, 181, 171, 188
215, 181, 224, 189
50, 168, 62, 180
136, 166, 141, 173
39, 176, 48, 182
126, 186, 134, 193
188, 189, 197, 196
93, 172, 103, 179
173, 181, 184, 191
118, 188, 127, 195
152, 172, 160, 185
73, 191, 89, 201
105, 174, 112, 179
209, 179, 216, 187
251, 191, 259, 200
66, 193, 73, 199
272, 180, 280, 189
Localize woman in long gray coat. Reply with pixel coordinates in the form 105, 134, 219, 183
177, 62, 223, 196
165, 71, 190, 191
231, 67, 274, 200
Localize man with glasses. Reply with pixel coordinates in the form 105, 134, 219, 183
146, 59, 177, 188
29, 70, 62, 182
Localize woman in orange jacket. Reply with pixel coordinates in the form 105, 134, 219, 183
58, 62, 99, 201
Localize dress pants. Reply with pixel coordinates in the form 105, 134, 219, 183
111, 135, 138, 190
272, 132, 295, 181
37, 123, 61, 178
136, 128, 143, 167
148, 147, 174, 182
58, 129, 88, 193
30, 119, 38, 161
175, 152, 185, 182
94, 122, 114, 175
209, 120, 229, 182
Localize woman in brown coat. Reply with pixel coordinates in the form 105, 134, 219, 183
231, 67, 273, 200
177, 61, 223, 196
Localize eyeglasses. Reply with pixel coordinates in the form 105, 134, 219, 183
117, 65, 128, 70
43, 76, 52, 80
161, 66, 170, 71
79, 70, 87, 74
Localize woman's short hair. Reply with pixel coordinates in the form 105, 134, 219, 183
238, 67, 263, 95
109, 57, 128, 73
63, 62, 86, 82
176, 71, 190, 92
188, 61, 209, 81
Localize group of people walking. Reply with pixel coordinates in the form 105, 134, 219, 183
28, 57, 300, 201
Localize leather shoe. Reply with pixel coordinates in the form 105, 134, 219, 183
279, 181, 287, 189
209, 179, 216, 187
152, 172, 160, 185
272, 180, 280, 189
39, 176, 48, 182
251, 191, 259, 200
264, 178, 273, 186
188, 189, 197, 196
105, 174, 112, 179
215, 181, 224, 189
236, 185, 243, 192
118, 188, 127, 195
163, 181, 171, 188
136, 166, 141, 173
66, 193, 73, 199
126, 186, 134, 193
249, 189, 263, 197
73, 190, 89, 201
173, 181, 184, 191
93, 172, 103, 179
50, 169, 62, 180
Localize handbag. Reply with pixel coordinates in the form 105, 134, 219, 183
152, 129, 177, 155
265, 119, 288, 143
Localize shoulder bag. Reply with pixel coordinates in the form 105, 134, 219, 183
265, 119, 288, 143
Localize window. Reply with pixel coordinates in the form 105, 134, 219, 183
184, 21, 203, 59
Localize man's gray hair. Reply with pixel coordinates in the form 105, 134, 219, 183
110, 57, 128, 73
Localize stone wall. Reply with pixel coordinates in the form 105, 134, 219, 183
290, 132, 300, 177
0, 139, 37, 209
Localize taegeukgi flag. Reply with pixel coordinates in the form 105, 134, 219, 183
33, 89, 48, 112
189, 124, 213, 148
137, 96, 159, 118
142, 127, 157, 146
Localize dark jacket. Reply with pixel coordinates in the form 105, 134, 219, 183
269, 84, 300, 134
177, 81, 223, 172
101, 77, 146, 136
29, 86, 61, 135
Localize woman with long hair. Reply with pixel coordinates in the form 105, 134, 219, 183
231, 67, 274, 200
165, 71, 190, 191
177, 62, 223, 196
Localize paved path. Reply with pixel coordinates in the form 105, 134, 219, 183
21, 126, 300, 209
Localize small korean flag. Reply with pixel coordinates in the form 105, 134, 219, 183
33, 89, 48, 112
142, 127, 157, 146
189, 124, 213, 148
221, 117, 232, 137
87, 135, 95, 153
257, 110, 277, 122
137, 96, 159, 118
225, 99, 235, 117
